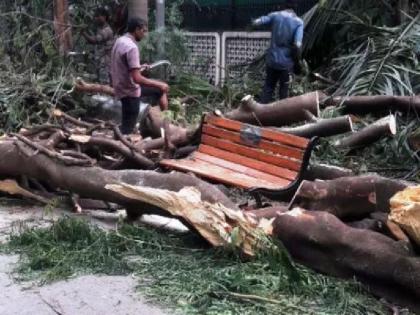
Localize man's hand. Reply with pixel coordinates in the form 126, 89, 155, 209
159, 82, 169, 93
140, 64, 150, 72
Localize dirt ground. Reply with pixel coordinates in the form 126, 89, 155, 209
0, 200, 174, 315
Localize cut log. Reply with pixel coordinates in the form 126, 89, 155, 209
290, 176, 410, 219
279, 115, 353, 138
334, 114, 397, 149
272, 208, 420, 313
326, 95, 420, 115
304, 163, 355, 181
225, 91, 326, 127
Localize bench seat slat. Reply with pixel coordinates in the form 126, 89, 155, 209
160, 157, 289, 190
193, 152, 290, 186
198, 144, 297, 181
203, 125, 304, 160
205, 115, 309, 149
201, 134, 301, 172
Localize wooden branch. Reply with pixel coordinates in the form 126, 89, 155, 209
111, 123, 141, 153
224, 91, 326, 127
279, 115, 353, 138
20, 124, 62, 137
39, 130, 67, 149
326, 95, 420, 114
13, 134, 94, 167
334, 114, 397, 149
0, 179, 49, 204
74, 78, 115, 96
52, 109, 93, 129
69, 134, 155, 169
304, 163, 355, 181
0, 138, 236, 219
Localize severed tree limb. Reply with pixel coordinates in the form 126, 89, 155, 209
224, 91, 326, 127
304, 163, 355, 181
106, 184, 273, 256
20, 124, 62, 137
52, 109, 93, 129
39, 130, 67, 149
0, 138, 236, 219
0, 179, 49, 204
326, 95, 420, 114
279, 115, 353, 138
69, 134, 155, 169
111, 123, 141, 153
272, 208, 420, 313
290, 175, 411, 219
334, 114, 397, 149
13, 134, 94, 167
74, 78, 115, 96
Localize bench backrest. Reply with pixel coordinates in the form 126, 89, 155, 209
197, 115, 310, 183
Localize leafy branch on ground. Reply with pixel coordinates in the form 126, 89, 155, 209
3, 217, 390, 315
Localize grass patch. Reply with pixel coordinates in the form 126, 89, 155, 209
2, 217, 390, 315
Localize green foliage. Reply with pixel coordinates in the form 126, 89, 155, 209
5, 217, 389, 315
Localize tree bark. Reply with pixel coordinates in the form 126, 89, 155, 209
334, 114, 397, 149
225, 91, 326, 127
0, 139, 235, 218
128, 0, 148, 23
53, 0, 73, 55
326, 95, 420, 115
304, 163, 355, 181
74, 79, 115, 96
138, 107, 197, 152
279, 115, 353, 138
272, 208, 420, 313
290, 175, 410, 219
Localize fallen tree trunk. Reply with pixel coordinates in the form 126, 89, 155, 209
0, 138, 235, 219
225, 91, 326, 127
304, 163, 355, 181
280, 115, 353, 138
334, 114, 397, 149
326, 95, 420, 114
273, 209, 420, 313
290, 175, 410, 219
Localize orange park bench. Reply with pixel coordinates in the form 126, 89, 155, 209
160, 114, 319, 200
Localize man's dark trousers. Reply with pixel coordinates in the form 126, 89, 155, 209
120, 97, 140, 135
261, 66, 290, 104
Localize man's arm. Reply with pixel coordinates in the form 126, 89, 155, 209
252, 14, 273, 26
130, 69, 168, 93
126, 47, 169, 93
292, 23, 304, 74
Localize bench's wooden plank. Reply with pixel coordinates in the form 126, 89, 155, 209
198, 144, 298, 181
194, 152, 290, 186
205, 115, 309, 149
202, 125, 304, 160
160, 158, 287, 190
201, 135, 301, 172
